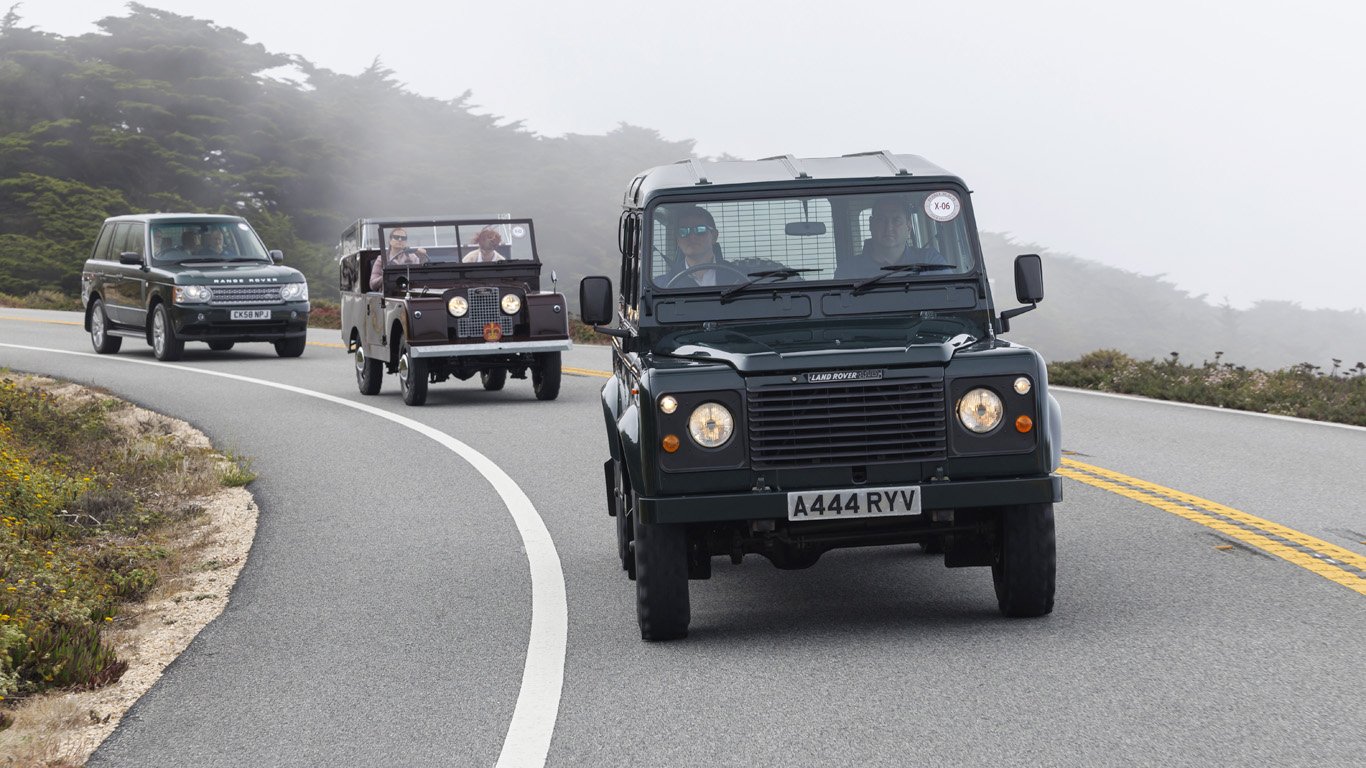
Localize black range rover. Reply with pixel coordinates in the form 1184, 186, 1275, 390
580, 152, 1063, 640
81, 213, 310, 360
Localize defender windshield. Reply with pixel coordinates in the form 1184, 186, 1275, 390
377, 221, 536, 265
151, 220, 271, 264
648, 190, 976, 289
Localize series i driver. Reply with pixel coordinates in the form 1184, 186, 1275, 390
579, 152, 1062, 641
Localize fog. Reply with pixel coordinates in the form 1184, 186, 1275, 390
21, 0, 1366, 313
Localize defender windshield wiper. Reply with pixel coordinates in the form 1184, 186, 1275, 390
851, 263, 955, 295
719, 268, 818, 303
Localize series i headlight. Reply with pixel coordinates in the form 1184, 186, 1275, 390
173, 285, 211, 304
280, 282, 308, 302
500, 293, 522, 315
957, 388, 1004, 433
447, 296, 469, 317
687, 402, 734, 448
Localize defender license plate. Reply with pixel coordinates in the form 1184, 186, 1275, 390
230, 309, 271, 320
787, 486, 922, 522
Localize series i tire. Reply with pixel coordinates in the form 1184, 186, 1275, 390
634, 515, 689, 641
355, 343, 383, 395
274, 337, 306, 358
532, 351, 561, 401
398, 337, 428, 406
89, 298, 122, 354
992, 503, 1056, 618
481, 368, 507, 391
150, 303, 184, 361
208, 341, 235, 351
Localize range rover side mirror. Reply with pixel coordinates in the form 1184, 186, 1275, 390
270, 250, 285, 264
579, 276, 613, 325
118, 251, 142, 266
1014, 254, 1043, 303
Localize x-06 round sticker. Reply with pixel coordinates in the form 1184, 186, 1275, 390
924, 191, 961, 222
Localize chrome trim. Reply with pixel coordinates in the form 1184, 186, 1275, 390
407, 339, 572, 358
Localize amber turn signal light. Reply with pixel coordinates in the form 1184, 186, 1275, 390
662, 434, 680, 453
1015, 415, 1034, 433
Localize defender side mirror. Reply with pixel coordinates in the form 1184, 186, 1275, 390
999, 254, 1044, 333
270, 250, 285, 264
118, 251, 142, 266
579, 276, 614, 325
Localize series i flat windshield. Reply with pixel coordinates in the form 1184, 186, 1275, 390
648, 190, 976, 290
374, 220, 538, 265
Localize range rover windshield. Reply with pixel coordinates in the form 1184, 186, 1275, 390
151, 220, 271, 264
648, 190, 976, 290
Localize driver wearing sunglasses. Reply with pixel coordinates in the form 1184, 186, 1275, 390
664, 206, 726, 287
369, 227, 429, 290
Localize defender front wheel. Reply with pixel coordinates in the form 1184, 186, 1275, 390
992, 503, 1056, 618
398, 339, 428, 406
532, 351, 561, 401
634, 516, 689, 641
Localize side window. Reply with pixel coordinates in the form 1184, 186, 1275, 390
126, 225, 147, 259
91, 225, 115, 261
110, 223, 134, 258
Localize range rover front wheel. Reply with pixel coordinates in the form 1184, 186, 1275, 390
634, 516, 689, 641
274, 337, 306, 358
151, 304, 184, 361
992, 503, 1056, 618
89, 298, 121, 354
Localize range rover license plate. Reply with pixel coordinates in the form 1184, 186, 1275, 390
787, 486, 922, 522
230, 309, 271, 320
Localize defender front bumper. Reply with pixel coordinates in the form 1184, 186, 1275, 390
637, 475, 1062, 525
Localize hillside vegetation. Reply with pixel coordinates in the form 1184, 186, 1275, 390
1, 4, 1361, 372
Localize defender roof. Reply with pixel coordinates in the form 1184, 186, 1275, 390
626, 151, 966, 207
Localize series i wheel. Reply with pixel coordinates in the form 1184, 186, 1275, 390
481, 368, 507, 391
208, 341, 235, 351
992, 503, 1056, 618
398, 337, 428, 406
150, 303, 184, 361
89, 298, 121, 354
634, 515, 689, 641
355, 343, 383, 396
532, 351, 561, 401
274, 337, 306, 358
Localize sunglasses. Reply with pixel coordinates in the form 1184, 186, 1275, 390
390, 234, 408, 241
677, 225, 713, 238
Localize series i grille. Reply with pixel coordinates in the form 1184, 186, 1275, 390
211, 286, 283, 305
456, 287, 513, 338
746, 378, 947, 468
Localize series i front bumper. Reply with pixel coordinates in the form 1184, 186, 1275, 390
407, 339, 572, 358
637, 475, 1062, 525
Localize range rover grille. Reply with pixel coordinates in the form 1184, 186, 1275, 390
747, 378, 947, 468
456, 287, 512, 338
211, 286, 283, 305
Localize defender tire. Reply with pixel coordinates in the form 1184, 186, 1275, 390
398, 338, 428, 406
481, 368, 507, 391
355, 343, 383, 395
89, 298, 122, 354
634, 516, 689, 641
992, 503, 1056, 618
532, 351, 561, 401
208, 341, 235, 351
274, 337, 306, 358
614, 462, 636, 579
151, 303, 184, 361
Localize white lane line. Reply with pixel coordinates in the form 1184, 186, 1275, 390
0, 343, 565, 768
1052, 385, 1366, 433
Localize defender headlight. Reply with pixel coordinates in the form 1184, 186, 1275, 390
174, 285, 211, 304
280, 282, 308, 302
957, 388, 1004, 433
500, 294, 522, 315
687, 402, 734, 448
659, 395, 678, 414
447, 296, 469, 317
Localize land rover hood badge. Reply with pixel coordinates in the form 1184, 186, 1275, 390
806, 369, 884, 383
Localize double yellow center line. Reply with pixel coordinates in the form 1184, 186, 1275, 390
1059, 458, 1366, 595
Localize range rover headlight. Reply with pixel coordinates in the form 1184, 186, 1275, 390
957, 388, 1004, 433
280, 282, 308, 302
687, 402, 734, 448
500, 293, 522, 315
174, 285, 211, 304
447, 296, 469, 317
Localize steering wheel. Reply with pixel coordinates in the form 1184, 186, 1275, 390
664, 262, 750, 288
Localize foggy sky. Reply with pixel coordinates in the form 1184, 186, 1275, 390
18, 0, 1366, 312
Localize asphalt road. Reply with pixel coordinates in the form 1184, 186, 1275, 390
2, 309, 1362, 768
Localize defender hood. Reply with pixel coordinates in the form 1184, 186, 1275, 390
658, 330, 979, 373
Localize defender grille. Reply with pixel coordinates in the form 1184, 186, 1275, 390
457, 287, 512, 338
210, 286, 283, 305
747, 378, 947, 468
